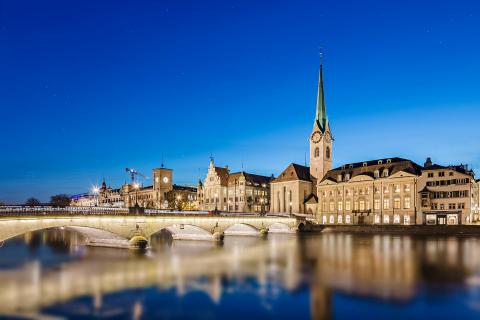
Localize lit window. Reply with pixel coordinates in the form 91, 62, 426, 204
359, 200, 365, 211
394, 214, 400, 224
383, 198, 390, 209
404, 197, 411, 209
394, 198, 401, 209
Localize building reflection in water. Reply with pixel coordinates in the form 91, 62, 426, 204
0, 229, 480, 319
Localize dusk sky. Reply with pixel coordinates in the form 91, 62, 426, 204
1, 0, 480, 203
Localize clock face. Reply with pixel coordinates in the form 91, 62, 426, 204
163, 177, 169, 183
311, 131, 322, 143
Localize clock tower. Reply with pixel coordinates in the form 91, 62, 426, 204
309, 61, 333, 180
153, 166, 173, 208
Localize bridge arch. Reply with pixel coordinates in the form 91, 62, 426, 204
0, 219, 130, 245
150, 224, 219, 241
224, 223, 261, 236
267, 222, 293, 233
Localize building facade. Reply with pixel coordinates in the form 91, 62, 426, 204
418, 158, 478, 225
317, 158, 422, 225
317, 158, 479, 226
270, 163, 315, 215
197, 159, 272, 213
99, 166, 198, 210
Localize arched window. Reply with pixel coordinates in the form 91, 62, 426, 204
314, 147, 320, 158
326, 146, 331, 159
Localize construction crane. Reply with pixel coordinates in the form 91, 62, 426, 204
125, 168, 147, 184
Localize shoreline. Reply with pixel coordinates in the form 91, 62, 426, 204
309, 224, 480, 236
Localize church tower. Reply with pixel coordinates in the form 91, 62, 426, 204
309, 59, 333, 180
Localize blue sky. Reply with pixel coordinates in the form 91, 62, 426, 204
1, 0, 480, 203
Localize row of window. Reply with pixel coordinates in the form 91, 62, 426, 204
431, 203, 465, 210
427, 171, 455, 178
321, 213, 412, 225
426, 178, 470, 187
321, 184, 411, 198
336, 169, 390, 182
321, 197, 412, 212
432, 190, 469, 199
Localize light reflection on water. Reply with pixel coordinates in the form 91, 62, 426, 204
0, 229, 480, 319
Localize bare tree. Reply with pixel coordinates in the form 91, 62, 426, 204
25, 198, 41, 207
50, 194, 71, 207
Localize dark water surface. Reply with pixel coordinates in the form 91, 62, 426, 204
0, 229, 480, 319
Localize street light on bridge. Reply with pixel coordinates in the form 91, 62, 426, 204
92, 186, 100, 207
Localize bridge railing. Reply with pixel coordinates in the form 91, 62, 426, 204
0, 206, 297, 219
0, 206, 212, 217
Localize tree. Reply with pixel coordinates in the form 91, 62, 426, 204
50, 194, 71, 207
25, 197, 41, 207
0, 200, 5, 206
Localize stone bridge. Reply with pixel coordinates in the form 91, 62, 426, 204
0, 213, 304, 248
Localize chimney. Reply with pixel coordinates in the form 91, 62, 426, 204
424, 157, 432, 168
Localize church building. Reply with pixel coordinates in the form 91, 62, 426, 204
270, 61, 333, 215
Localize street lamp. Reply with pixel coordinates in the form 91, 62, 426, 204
133, 182, 140, 206
92, 186, 100, 207
260, 198, 265, 215
214, 193, 218, 211
176, 194, 181, 210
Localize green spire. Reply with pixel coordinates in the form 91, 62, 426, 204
314, 60, 328, 133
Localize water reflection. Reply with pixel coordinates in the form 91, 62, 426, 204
0, 229, 480, 319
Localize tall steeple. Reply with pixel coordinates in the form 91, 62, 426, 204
309, 53, 333, 180
314, 54, 329, 133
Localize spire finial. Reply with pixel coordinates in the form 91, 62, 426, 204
161, 153, 164, 168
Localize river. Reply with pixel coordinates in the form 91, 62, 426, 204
0, 229, 479, 319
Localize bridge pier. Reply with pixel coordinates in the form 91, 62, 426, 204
129, 236, 149, 249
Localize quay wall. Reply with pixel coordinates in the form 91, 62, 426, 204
312, 225, 480, 236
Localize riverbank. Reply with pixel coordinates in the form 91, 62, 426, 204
311, 224, 480, 236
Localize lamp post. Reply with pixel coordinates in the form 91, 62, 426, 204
92, 186, 100, 207
214, 193, 218, 212
133, 182, 140, 207
260, 198, 265, 216
176, 194, 182, 210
